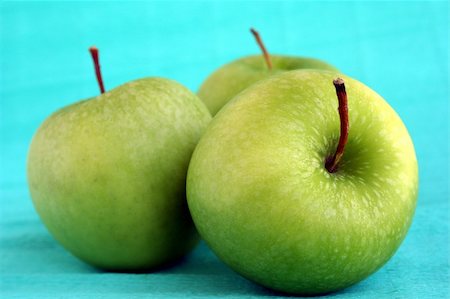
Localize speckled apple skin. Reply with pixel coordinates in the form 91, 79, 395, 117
187, 70, 418, 295
198, 55, 338, 115
28, 78, 212, 271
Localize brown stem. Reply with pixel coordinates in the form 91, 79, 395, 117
325, 78, 349, 173
250, 28, 272, 70
89, 46, 105, 94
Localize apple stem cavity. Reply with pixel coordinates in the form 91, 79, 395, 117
325, 78, 349, 173
89, 46, 106, 94
250, 28, 272, 71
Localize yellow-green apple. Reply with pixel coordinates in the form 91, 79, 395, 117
27, 47, 212, 271
198, 28, 338, 115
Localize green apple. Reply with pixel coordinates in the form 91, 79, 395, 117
187, 70, 418, 295
198, 29, 338, 116
28, 73, 212, 270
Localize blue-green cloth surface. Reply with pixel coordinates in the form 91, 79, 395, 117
1, 1, 448, 298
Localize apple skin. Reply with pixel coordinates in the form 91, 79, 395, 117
27, 78, 212, 271
187, 70, 418, 295
198, 55, 338, 115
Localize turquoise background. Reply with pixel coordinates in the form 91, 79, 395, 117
1, 1, 448, 298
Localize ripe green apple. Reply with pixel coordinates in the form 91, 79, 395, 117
187, 70, 418, 295
198, 29, 338, 116
28, 77, 212, 271
198, 55, 338, 116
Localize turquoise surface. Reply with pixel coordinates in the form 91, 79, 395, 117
0, 1, 448, 298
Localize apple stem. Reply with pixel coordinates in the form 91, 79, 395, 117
89, 46, 105, 94
250, 28, 272, 71
325, 78, 349, 173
